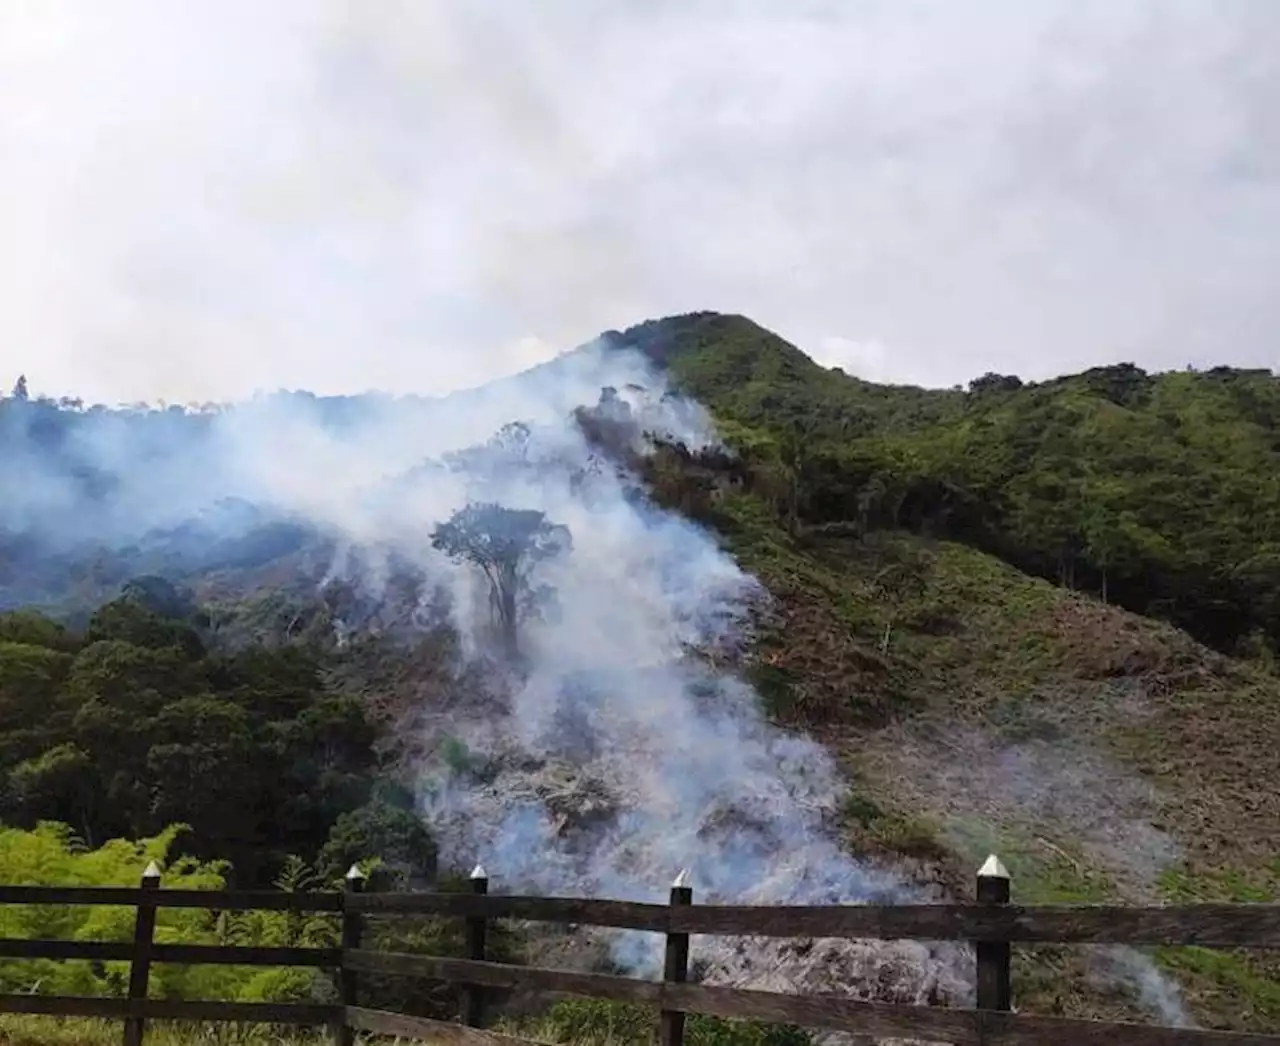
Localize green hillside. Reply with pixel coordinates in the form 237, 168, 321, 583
612, 312, 1280, 657
626, 313, 1280, 1031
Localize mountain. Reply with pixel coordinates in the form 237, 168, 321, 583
0, 314, 1277, 1033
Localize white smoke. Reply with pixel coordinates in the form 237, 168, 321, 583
0, 335, 972, 1007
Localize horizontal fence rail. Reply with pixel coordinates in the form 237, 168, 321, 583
349, 893, 1280, 947
0, 938, 340, 967
0, 885, 343, 912
5, 883, 1276, 946
0, 995, 336, 1025
346, 951, 1280, 1046
0, 857, 1275, 1046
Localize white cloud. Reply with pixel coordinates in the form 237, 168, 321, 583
2, 0, 1278, 403
811, 336, 895, 383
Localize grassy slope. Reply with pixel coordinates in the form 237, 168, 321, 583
711, 456, 1280, 1032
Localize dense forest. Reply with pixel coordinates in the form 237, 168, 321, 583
0, 577, 434, 889
608, 312, 1280, 657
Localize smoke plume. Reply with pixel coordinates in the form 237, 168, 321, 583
0, 339, 971, 1008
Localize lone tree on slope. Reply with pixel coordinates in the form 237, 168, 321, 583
430, 501, 571, 657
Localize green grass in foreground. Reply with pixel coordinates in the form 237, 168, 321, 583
0, 1016, 333, 1046
1150, 862, 1280, 1033
0, 1003, 814, 1046
500, 1000, 809, 1046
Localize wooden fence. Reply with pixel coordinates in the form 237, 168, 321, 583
0, 856, 1277, 1046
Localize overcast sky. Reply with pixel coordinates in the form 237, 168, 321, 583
2, 0, 1278, 404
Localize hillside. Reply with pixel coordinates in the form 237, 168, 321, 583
610, 312, 1280, 657
618, 315, 1280, 1029
0, 316, 1278, 1037
708, 501, 1280, 1029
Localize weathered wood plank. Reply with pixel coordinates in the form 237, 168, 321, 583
123, 865, 159, 1046
0, 939, 340, 967
974, 858, 1012, 1014
0, 995, 337, 1024
346, 951, 664, 1003
152, 944, 341, 968
350, 893, 670, 932
661, 878, 693, 1046
338, 866, 366, 1046
0, 886, 342, 912
673, 902, 1280, 946
0, 939, 134, 962
346, 1006, 547, 1046
462, 869, 490, 1028
344, 953, 978, 1042
3, 885, 1275, 947
663, 982, 980, 1044
349, 894, 1280, 946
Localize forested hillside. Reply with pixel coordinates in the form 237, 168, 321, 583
609, 312, 1280, 656
0, 579, 433, 888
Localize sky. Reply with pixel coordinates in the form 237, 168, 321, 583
1, 0, 1278, 404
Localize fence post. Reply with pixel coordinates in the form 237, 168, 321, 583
461, 864, 489, 1028
338, 864, 365, 1046
122, 860, 161, 1046
975, 854, 1012, 1014
660, 869, 693, 1046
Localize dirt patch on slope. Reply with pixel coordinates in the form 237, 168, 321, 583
856, 722, 1180, 900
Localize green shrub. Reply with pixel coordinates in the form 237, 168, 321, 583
0, 822, 340, 1004
534, 998, 812, 1046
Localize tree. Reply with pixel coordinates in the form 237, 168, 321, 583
319, 797, 438, 889
773, 420, 817, 537
85, 597, 205, 659
968, 372, 1023, 395
1080, 501, 1123, 604
7, 743, 100, 844
430, 502, 571, 657
444, 420, 536, 478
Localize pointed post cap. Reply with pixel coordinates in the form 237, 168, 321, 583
977, 854, 1010, 880
672, 868, 691, 889
141, 861, 163, 880
345, 864, 366, 881
470, 863, 488, 881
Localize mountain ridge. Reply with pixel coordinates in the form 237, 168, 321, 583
609, 312, 1280, 659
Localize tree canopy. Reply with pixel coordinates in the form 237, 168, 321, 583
0, 593, 392, 886
430, 502, 571, 657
